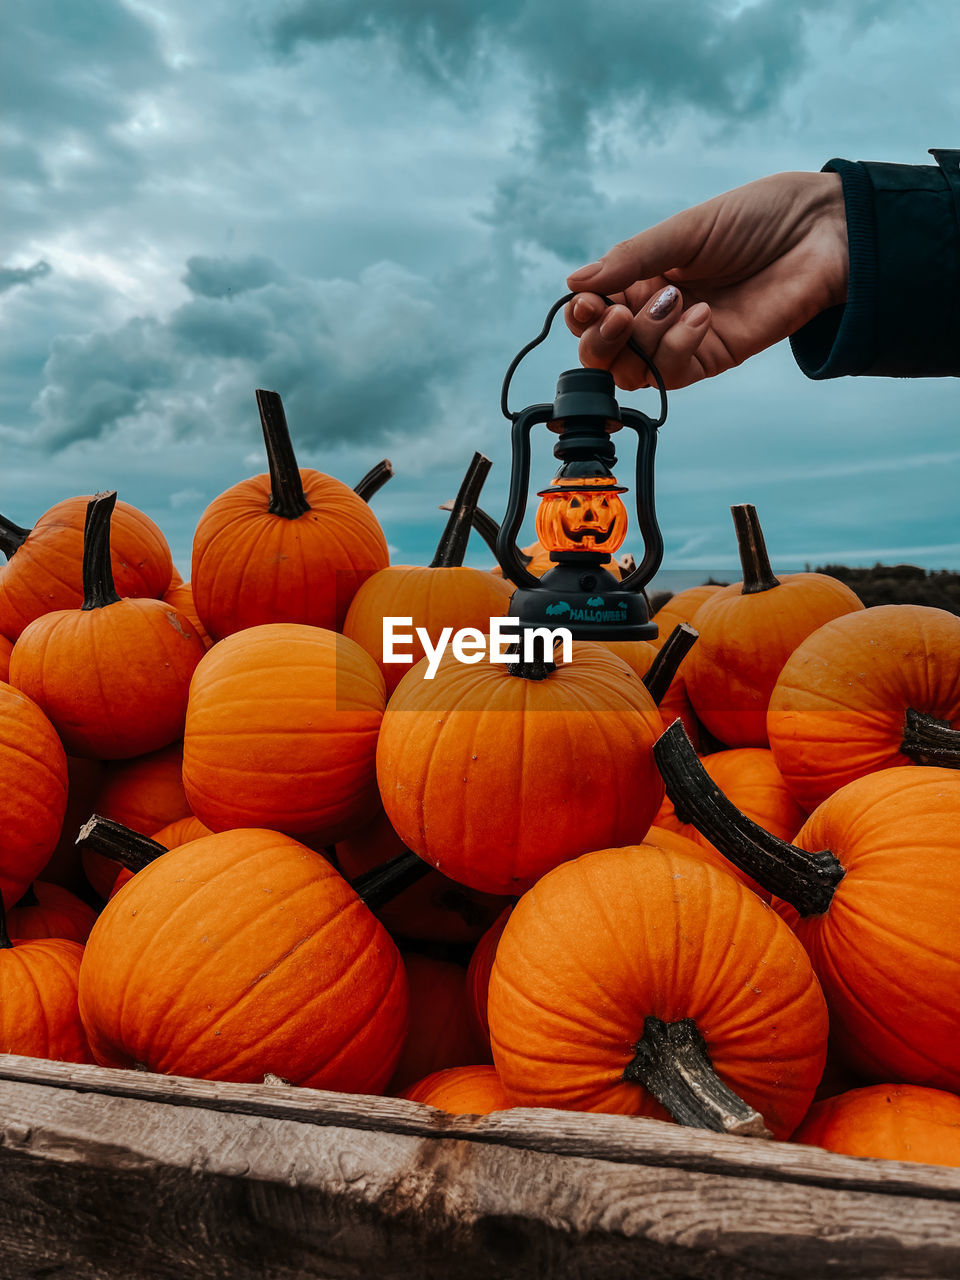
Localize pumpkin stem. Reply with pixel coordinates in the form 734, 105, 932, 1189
653, 719, 845, 916
642, 623, 698, 706
437, 502, 533, 567
0, 513, 30, 561
352, 849, 430, 911
15, 884, 39, 909
76, 814, 166, 874
256, 389, 310, 520
354, 459, 394, 503
0, 894, 12, 949
901, 707, 960, 767
624, 1015, 772, 1138
506, 648, 557, 681
430, 453, 492, 568
81, 492, 122, 610
732, 504, 780, 595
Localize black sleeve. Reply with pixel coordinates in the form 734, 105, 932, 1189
789, 150, 960, 379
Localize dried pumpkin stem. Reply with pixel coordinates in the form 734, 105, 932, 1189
256, 389, 310, 520
81, 492, 121, 610
15, 885, 39, 909
0, 895, 11, 950
430, 452, 492, 568
76, 814, 166, 875
653, 719, 845, 916
642, 623, 698, 705
352, 849, 430, 912
0, 513, 30, 561
901, 707, 960, 767
732, 504, 780, 595
438, 502, 533, 567
354, 458, 394, 503
624, 1016, 772, 1138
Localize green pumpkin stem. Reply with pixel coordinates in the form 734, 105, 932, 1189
901, 708, 960, 767
624, 1016, 772, 1138
437, 502, 533, 568
15, 884, 39, 909
642, 623, 698, 706
732, 504, 780, 595
81, 492, 121, 610
256, 389, 310, 521
354, 459, 394, 503
76, 814, 166, 875
0, 513, 30, 561
353, 849, 430, 911
430, 452, 492, 568
653, 719, 845, 916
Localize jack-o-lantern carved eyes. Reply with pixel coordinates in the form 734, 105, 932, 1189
535, 481, 628, 554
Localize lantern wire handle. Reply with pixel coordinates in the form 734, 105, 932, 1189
500, 293, 668, 428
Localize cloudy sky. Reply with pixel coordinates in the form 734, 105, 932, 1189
3, 0, 959, 583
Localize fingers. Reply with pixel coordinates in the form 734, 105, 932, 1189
573, 284, 683, 383
566, 204, 705, 298
613, 302, 712, 391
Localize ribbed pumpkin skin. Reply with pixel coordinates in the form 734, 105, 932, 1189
403, 1065, 512, 1115
767, 605, 960, 811
0, 682, 68, 905
343, 566, 514, 699
0, 497, 173, 641
601, 640, 703, 746
183, 625, 385, 840
377, 644, 665, 895
162, 581, 213, 650
84, 741, 192, 898
79, 830, 408, 1091
108, 816, 214, 900
683, 574, 863, 747
776, 767, 960, 1090
466, 906, 513, 1045
793, 1085, 960, 1167
655, 749, 807, 899
0, 636, 11, 682
488, 845, 828, 1140
10, 600, 206, 759
191, 470, 389, 641
0, 938, 92, 1062
335, 811, 506, 944
639, 824, 765, 896
388, 954, 491, 1094
7, 883, 97, 943
649, 585, 722, 649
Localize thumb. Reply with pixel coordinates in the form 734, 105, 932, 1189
566, 206, 703, 296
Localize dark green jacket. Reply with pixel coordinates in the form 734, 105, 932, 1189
790, 149, 960, 378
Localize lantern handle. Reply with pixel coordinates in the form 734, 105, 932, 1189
494, 402, 555, 590
500, 293, 669, 427
618, 407, 664, 593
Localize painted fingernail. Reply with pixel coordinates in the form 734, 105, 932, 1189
647, 285, 679, 320
568, 260, 603, 281
599, 310, 630, 340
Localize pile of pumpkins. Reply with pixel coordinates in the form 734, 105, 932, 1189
2, 387, 960, 1173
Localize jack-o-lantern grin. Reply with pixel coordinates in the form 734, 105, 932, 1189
559, 496, 618, 544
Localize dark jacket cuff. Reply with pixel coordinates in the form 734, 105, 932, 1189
790, 154, 960, 378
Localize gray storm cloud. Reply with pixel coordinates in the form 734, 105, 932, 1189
0, 261, 52, 294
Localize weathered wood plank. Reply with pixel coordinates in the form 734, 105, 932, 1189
1, 1076, 959, 1279
0, 1054, 958, 1202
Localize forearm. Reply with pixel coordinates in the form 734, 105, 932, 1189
790, 150, 960, 378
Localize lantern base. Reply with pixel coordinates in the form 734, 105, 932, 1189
507, 561, 658, 640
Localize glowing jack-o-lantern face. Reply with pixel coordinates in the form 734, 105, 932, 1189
535, 477, 629, 554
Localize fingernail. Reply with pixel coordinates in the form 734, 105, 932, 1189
599, 310, 630, 340
684, 302, 710, 326
568, 260, 603, 281
647, 285, 679, 320
573, 298, 595, 323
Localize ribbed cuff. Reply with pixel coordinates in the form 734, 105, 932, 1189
790, 159, 878, 379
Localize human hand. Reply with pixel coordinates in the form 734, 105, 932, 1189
565, 171, 848, 389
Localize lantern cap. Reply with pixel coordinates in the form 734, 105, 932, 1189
550, 368, 622, 424
536, 474, 628, 497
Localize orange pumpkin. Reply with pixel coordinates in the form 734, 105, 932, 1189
162, 580, 213, 651
377, 642, 665, 895
0, 634, 11, 682
9, 493, 206, 759
767, 605, 960, 811
682, 505, 863, 747
649, 584, 723, 650
655, 722, 960, 1091
466, 906, 513, 1046
794, 1085, 960, 1167
107, 815, 213, 900
191, 390, 388, 640
78, 829, 408, 1090
488, 844, 827, 1140
182, 623, 385, 841
335, 811, 506, 944
0, 898, 91, 1063
345, 457, 514, 699
403, 1064, 512, 1115
7, 882, 97, 944
0, 681, 68, 906
0, 496, 172, 641
388, 953, 491, 1094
